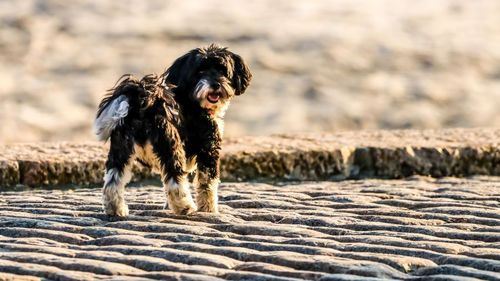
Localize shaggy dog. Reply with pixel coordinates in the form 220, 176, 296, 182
94, 44, 251, 216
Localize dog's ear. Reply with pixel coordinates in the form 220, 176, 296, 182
231, 53, 252, 95
164, 49, 202, 88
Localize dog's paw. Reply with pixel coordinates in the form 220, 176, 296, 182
179, 204, 197, 215
169, 197, 197, 215
166, 180, 197, 215
104, 203, 129, 217
196, 190, 218, 213
197, 203, 218, 213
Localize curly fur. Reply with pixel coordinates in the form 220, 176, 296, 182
95, 44, 251, 216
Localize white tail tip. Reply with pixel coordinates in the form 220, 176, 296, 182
94, 95, 129, 141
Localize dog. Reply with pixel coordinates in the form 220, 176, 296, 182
94, 44, 252, 216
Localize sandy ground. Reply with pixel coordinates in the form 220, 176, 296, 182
1, 178, 500, 280
1, 0, 500, 142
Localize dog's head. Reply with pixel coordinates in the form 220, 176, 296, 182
164, 44, 252, 116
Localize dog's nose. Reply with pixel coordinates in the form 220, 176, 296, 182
212, 82, 221, 90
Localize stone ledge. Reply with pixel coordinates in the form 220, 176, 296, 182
1, 128, 499, 187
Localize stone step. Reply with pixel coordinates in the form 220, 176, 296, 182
1, 128, 499, 187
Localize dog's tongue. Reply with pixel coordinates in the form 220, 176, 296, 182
207, 92, 220, 103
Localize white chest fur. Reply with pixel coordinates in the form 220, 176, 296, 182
215, 117, 225, 137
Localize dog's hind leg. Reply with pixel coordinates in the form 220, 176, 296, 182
102, 131, 134, 217
154, 125, 197, 215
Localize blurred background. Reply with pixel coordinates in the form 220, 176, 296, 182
1, 0, 499, 143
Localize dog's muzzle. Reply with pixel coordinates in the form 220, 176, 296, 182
207, 92, 220, 103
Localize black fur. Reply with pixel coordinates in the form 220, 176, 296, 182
165, 44, 252, 97
96, 44, 251, 216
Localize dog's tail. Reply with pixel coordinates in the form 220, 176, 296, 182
94, 96, 129, 141
94, 74, 164, 141
94, 75, 136, 141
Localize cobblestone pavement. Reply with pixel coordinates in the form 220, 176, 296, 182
0, 177, 499, 281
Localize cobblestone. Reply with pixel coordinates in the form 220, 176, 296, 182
0, 177, 499, 280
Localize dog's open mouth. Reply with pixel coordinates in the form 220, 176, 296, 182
207, 92, 220, 103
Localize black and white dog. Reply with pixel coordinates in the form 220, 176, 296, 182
94, 44, 251, 216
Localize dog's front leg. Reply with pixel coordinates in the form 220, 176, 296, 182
195, 165, 220, 213
195, 120, 222, 213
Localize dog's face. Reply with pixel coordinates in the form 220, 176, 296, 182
164, 44, 252, 116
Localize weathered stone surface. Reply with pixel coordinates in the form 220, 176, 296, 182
1, 128, 500, 188
0, 177, 499, 280
0, 160, 18, 188
0, 142, 153, 187
0, 272, 42, 281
